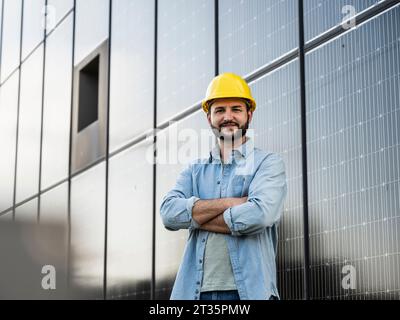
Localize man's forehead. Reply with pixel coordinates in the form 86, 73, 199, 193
211, 98, 247, 108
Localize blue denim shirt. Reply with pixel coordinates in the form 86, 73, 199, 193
160, 138, 287, 300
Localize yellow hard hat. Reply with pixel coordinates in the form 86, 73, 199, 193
201, 72, 256, 113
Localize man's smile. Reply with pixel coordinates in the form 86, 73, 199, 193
220, 123, 238, 128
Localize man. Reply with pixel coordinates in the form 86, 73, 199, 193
160, 73, 287, 300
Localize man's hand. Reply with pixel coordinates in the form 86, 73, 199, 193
199, 214, 231, 234
192, 196, 248, 232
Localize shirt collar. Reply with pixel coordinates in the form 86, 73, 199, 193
209, 137, 254, 163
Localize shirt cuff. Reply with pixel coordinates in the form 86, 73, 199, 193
223, 207, 245, 236
186, 196, 201, 229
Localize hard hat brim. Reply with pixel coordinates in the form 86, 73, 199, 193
202, 96, 256, 113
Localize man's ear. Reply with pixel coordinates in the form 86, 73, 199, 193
207, 112, 211, 125
247, 110, 253, 123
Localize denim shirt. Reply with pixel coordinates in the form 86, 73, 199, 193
160, 138, 287, 300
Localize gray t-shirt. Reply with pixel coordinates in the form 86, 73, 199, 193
200, 233, 237, 292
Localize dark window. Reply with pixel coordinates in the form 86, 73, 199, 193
71, 39, 108, 174
78, 55, 99, 132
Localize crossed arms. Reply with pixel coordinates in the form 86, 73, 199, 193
160, 154, 287, 236
191, 197, 247, 234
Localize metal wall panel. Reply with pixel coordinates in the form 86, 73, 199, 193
21, 0, 45, 60
15, 45, 44, 204
109, 0, 155, 152
219, 0, 298, 76
107, 140, 153, 299
0, 0, 22, 83
0, 71, 19, 212
250, 60, 304, 299
41, 13, 73, 190
70, 162, 106, 299
157, 0, 214, 125
306, 6, 400, 299
304, 0, 379, 41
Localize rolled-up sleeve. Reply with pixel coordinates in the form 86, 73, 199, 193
223, 153, 287, 236
160, 163, 200, 231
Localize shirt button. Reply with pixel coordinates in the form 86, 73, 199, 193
196, 281, 200, 285
195, 296, 198, 299
199, 259, 202, 264
195, 289, 199, 294
202, 239, 205, 243
217, 181, 220, 184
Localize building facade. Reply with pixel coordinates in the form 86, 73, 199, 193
0, 0, 399, 299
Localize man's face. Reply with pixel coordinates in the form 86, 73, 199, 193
207, 98, 253, 142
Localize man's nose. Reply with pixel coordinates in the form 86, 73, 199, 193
223, 109, 234, 121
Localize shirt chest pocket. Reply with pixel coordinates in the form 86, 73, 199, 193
230, 175, 251, 197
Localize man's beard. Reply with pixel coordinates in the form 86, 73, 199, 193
210, 119, 250, 144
